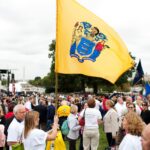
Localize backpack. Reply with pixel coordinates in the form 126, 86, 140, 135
61, 120, 69, 136
0, 125, 6, 147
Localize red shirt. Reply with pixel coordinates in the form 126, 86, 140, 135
102, 98, 108, 111
5, 112, 14, 119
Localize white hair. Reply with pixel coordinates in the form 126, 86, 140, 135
61, 100, 68, 106
88, 95, 93, 100
13, 104, 25, 115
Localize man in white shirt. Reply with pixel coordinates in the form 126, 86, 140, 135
115, 97, 126, 117
95, 99, 101, 110
7, 104, 26, 150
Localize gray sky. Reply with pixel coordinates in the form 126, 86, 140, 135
0, 0, 150, 80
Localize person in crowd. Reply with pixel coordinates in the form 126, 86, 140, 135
23, 111, 58, 150
88, 95, 101, 110
80, 98, 102, 150
125, 96, 133, 103
0, 105, 5, 125
122, 96, 132, 112
115, 97, 126, 118
141, 101, 150, 124
24, 96, 32, 111
30, 95, 37, 110
103, 100, 119, 150
146, 94, 150, 110
4, 103, 15, 150
7, 104, 26, 150
78, 102, 88, 150
0, 99, 5, 114
1, 98, 8, 114
47, 100, 56, 130
75, 98, 82, 112
116, 102, 137, 146
94, 96, 101, 110
17, 96, 24, 105
126, 102, 136, 113
0, 105, 6, 150
34, 97, 47, 131
4, 115, 14, 150
57, 100, 70, 128
5, 103, 15, 119
100, 95, 108, 118
110, 95, 118, 105
67, 105, 81, 150
133, 95, 142, 115
0, 124, 5, 150
141, 123, 150, 150
122, 101, 133, 115
119, 112, 145, 150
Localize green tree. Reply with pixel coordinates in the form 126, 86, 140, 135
29, 76, 42, 86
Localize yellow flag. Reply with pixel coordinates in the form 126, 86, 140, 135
55, 0, 134, 83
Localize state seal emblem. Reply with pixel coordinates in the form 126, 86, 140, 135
70, 22, 109, 63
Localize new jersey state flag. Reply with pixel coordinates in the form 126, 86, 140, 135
55, 0, 134, 83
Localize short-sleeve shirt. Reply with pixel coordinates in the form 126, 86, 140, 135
23, 128, 48, 150
80, 108, 102, 129
7, 118, 24, 150
119, 134, 142, 150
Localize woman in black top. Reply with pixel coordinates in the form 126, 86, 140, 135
141, 101, 150, 124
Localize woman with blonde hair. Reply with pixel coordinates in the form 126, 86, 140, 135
23, 111, 58, 150
119, 112, 145, 150
67, 104, 81, 150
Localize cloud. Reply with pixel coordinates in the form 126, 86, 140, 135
0, 0, 53, 80
0, 0, 150, 81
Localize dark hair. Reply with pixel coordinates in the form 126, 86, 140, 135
8, 103, 15, 112
142, 101, 148, 106
93, 27, 99, 35
128, 103, 136, 108
87, 98, 95, 108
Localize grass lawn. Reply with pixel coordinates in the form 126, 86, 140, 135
65, 125, 108, 150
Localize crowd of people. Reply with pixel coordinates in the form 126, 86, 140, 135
0, 91, 150, 150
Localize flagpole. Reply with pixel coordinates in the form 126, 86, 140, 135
55, 72, 58, 112
55, 0, 59, 113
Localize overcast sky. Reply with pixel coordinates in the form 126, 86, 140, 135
0, 0, 150, 80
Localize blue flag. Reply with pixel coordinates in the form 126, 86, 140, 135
133, 60, 144, 85
145, 83, 150, 97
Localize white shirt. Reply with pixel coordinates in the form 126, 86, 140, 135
24, 101, 32, 111
80, 108, 102, 129
119, 134, 142, 150
103, 108, 119, 136
135, 105, 141, 115
7, 118, 24, 150
115, 102, 126, 117
23, 128, 48, 150
95, 99, 101, 110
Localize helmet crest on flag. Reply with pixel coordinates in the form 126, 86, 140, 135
70, 22, 109, 63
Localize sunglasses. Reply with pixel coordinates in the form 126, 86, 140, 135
128, 107, 134, 109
